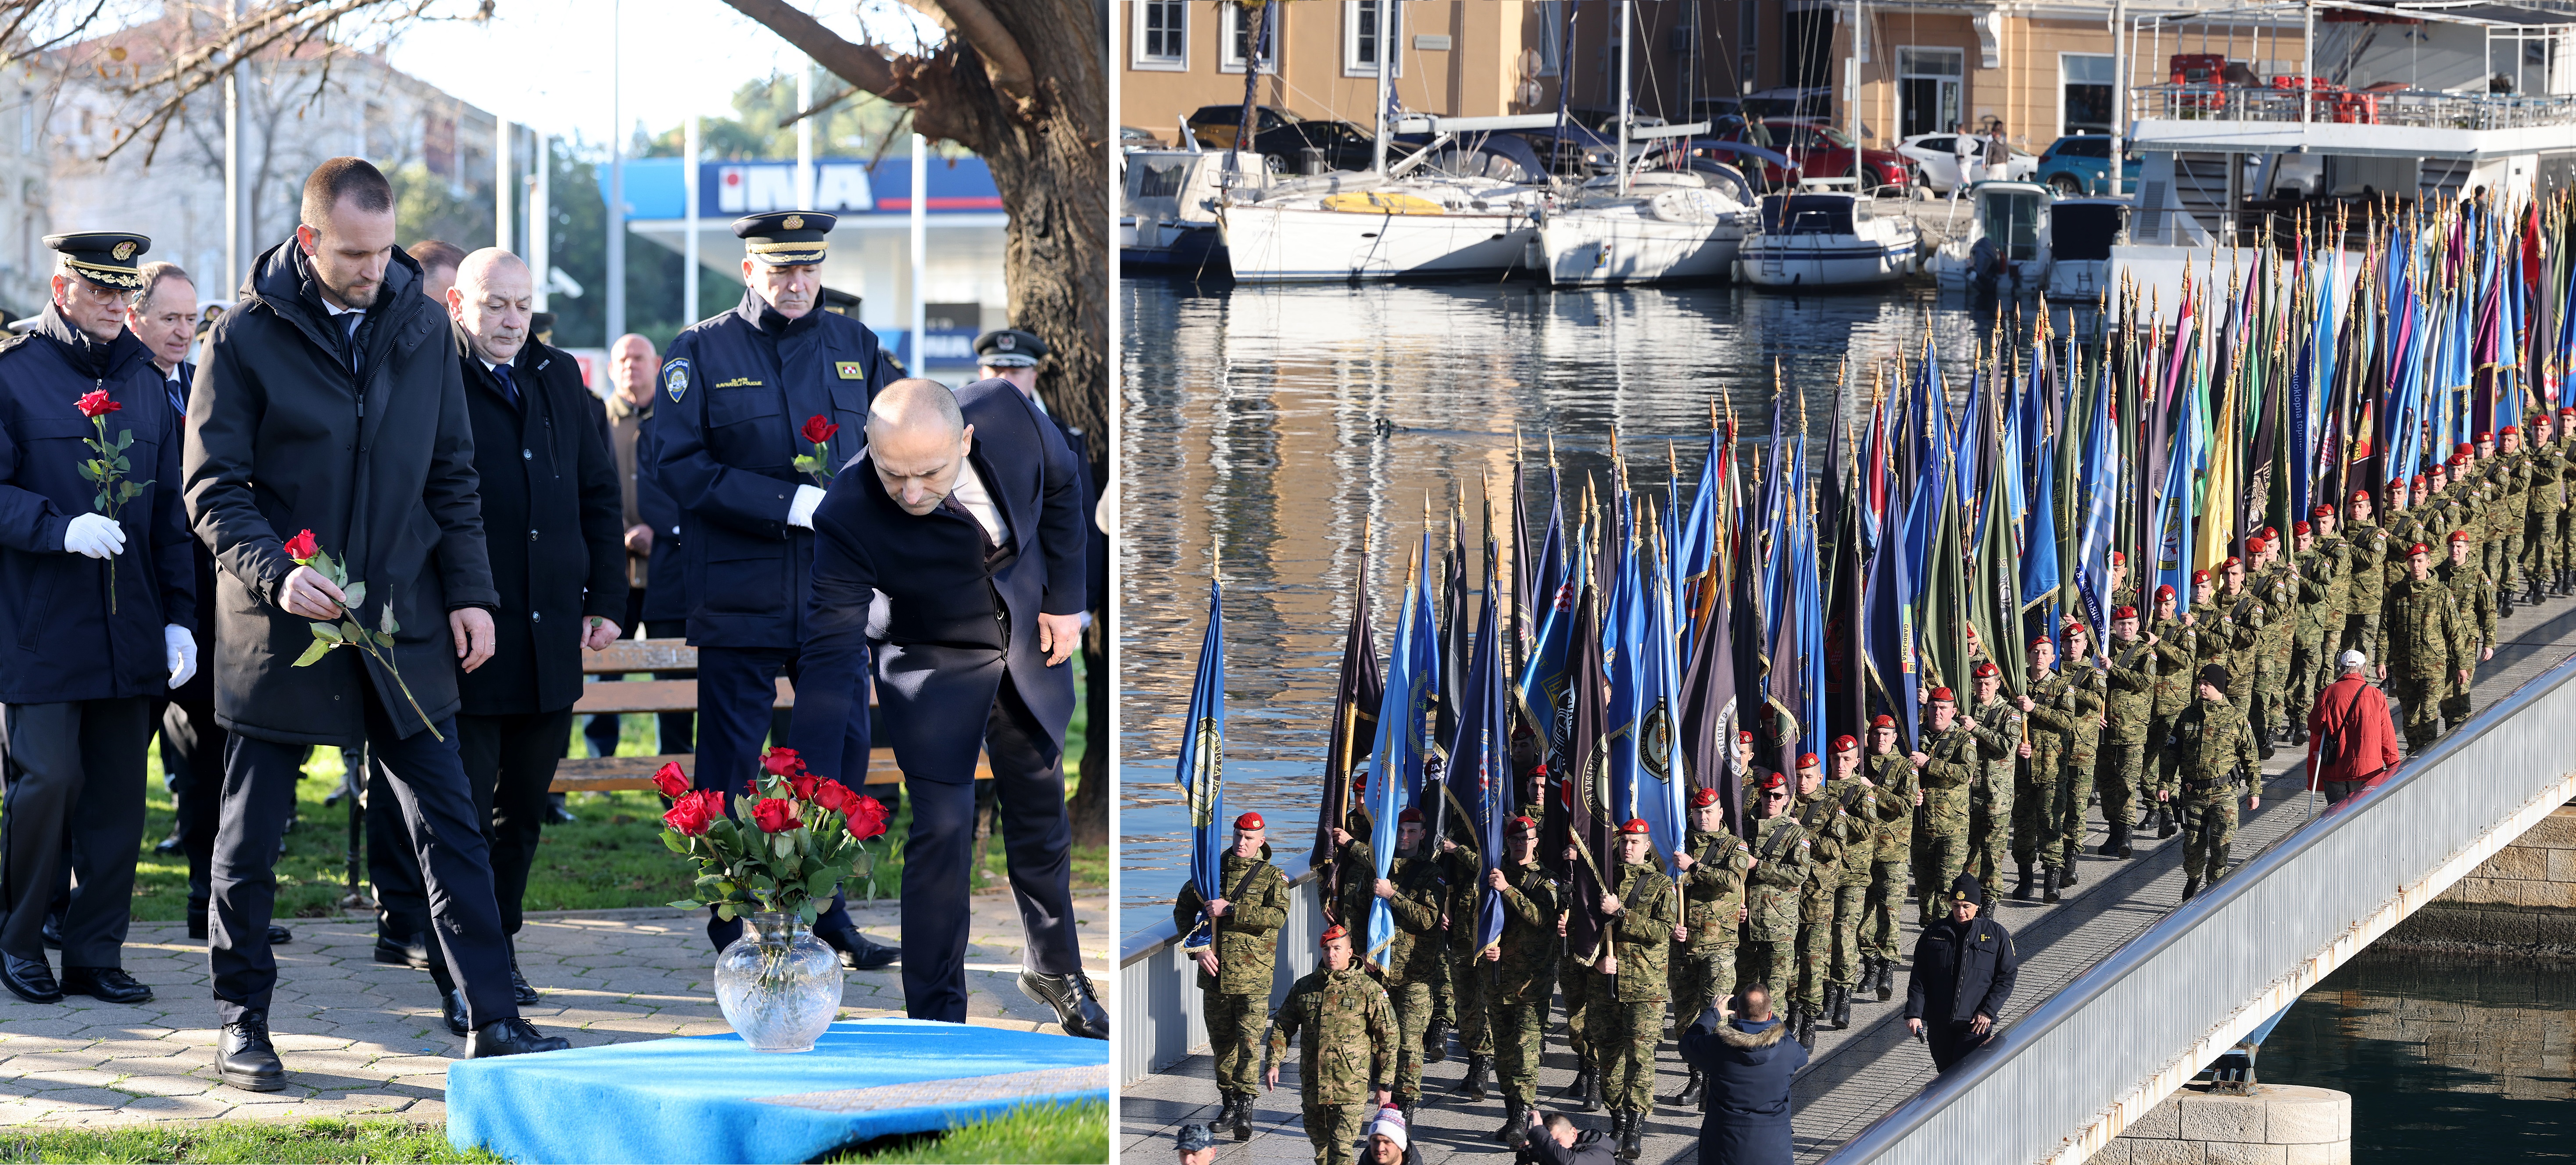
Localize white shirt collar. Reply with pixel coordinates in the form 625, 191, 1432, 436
948, 460, 1005, 544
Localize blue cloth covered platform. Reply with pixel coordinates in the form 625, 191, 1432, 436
445, 1018, 1108, 1164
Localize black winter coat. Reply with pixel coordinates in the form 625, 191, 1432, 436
453, 332, 627, 716
184, 241, 498, 744
161, 360, 222, 708
634, 409, 688, 624
1678, 1008, 1809, 1165
1904, 914, 2020, 1025
0, 307, 194, 704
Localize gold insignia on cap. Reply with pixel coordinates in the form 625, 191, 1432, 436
996, 334, 1015, 350
783, 214, 805, 230
111, 241, 135, 261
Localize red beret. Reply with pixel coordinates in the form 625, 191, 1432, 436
2500, 425, 2519, 436
1871, 714, 1896, 728
2313, 503, 2335, 517
2458, 442, 2476, 455
1398, 807, 1423, 824
1320, 924, 1349, 943
2114, 604, 2139, 619
2447, 455, 2468, 468
1738, 730, 1755, 744
2155, 584, 2177, 599
1235, 812, 1266, 830
1621, 818, 1652, 835
2409, 542, 2430, 556
2111, 550, 2126, 565
2220, 556, 2241, 571
2293, 521, 2311, 536
2449, 529, 2470, 543
2352, 488, 2372, 500
2029, 634, 2052, 650
1795, 753, 1821, 769
1689, 788, 1721, 808
1832, 735, 1859, 754
2065, 621, 2090, 638
2261, 525, 2279, 539
1509, 815, 1539, 829
2191, 570, 2211, 584
1928, 686, 1957, 703
1760, 771, 1789, 790
2411, 475, 2428, 487
2245, 538, 2267, 553
1972, 661, 2000, 679
2562, 406, 2576, 415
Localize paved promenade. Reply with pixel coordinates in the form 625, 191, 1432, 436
1122, 590, 2576, 1164
0, 890, 1110, 1129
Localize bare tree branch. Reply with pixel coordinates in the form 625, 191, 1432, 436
718, 0, 908, 105
912, 0, 1035, 119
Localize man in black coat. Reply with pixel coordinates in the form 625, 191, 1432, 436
368, 250, 626, 1028
800, 378, 1102, 1036
0, 232, 197, 1007
1676, 983, 1809, 1165
184, 158, 569, 1089
1904, 873, 2020, 1072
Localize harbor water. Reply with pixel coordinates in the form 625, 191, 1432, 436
1117, 277, 2070, 940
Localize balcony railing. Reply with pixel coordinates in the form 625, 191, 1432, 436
2129, 83, 2576, 131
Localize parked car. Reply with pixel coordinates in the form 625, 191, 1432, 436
1895, 133, 2040, 193
1186, 104, 1377, 174
2032, 135, 2143, 197
1185, 104, 1304, 150
1119, 125, 1164, 148
1703, 117, 1911, 191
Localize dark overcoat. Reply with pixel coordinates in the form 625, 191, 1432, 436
453, 330, 626, 716
799, 377, 1087, 783
1904, 914, 2021, 1025
0, 307, 194, 704
1678, 1007, 1810, 1165
183, 240, 497, 744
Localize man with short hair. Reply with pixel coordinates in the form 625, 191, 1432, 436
2436, 528, 2497, 733
799, 376, 1097, 1033
187, 158, 569, 1082
1857, 716, 1919, 1000
2383, 542, 2470, 750
1910, 688, 1979, 926
1173, 811, 1290, 1140
1484, 814, 1566, 1142
1678, 982, 1809, 1164
1903, 874, 2018, 1072
1669, 788, 1750, 1108
581, 332, 694, 760
1267, 925, 1396, 1165
1592, 818, 1680, 1160
409, 239, 465, 307
1519, 1109, 1614, 1165
2307, 650, 2399, 804
0, 232, 197, 1007
2165, 665, 2261, 900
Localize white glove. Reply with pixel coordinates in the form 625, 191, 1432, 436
62, 512, 126, 559
165, 625, 197, 690
787, 484, 826, 530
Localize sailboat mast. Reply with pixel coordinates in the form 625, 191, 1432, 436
1373, 0, 1393, 173
1618, 0, 1633, 195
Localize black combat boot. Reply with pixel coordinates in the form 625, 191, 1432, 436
2059, 860, 2079, 889
1496, 1100, 1528, 1146
1832, 983, 1854, 1029
2500, 586, 2516, 617
2180, 875, 2201, 902
1560, 1056, 1593, 1102
1676, 1066, 1703, 1105
2012, 862, 2036, 901
1402, 1099, 1418, 1128
1424, 1018, 1449, 1064
1232, 1094, 1254, 1141
1617, 1110, 1644, 1160
2041, 865, 2062, 904
1457, 1053, 1491, 1100
2158, 806, 2179, 839
1795, 1004, 1817, 1047
1210, 1093, 1234, 1130
1579, 1062, 1603, 1112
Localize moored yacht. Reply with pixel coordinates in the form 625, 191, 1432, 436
1738, 191, 1921, 289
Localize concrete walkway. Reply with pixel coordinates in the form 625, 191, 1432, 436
0, 890, 1110, 1129
1122, 587, 2576, 1164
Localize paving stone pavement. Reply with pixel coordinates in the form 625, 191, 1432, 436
1123, 589, 2576, 1164
0, 890, 1110, 1129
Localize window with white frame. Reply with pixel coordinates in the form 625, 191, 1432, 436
1221, 3, 1280, 75
1133, 0, 1187, 71
2061, 53, 2114, 136
1344, 1, 1403, 77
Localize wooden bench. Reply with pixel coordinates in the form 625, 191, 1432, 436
558, 638, 989, 793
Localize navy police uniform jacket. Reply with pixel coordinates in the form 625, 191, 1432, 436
799, 378, 1087, 784
652, 289, 896, 647
0, 306, 196, 704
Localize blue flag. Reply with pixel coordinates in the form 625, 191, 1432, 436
1365, 537, 1436, 970
1175, 577, 1226, 954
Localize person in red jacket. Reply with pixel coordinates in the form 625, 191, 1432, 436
2307, 649, 2401, 803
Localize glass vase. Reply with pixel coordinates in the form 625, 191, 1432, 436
713, 911, 843, 1053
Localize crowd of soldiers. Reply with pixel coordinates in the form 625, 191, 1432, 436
1171, 408, 2576, 1165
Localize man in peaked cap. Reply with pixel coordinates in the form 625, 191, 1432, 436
1903, 872, 2018, 1073
1172, 810, 1290, 1139
0, 230, 196, 1008
652, 209, 898, 971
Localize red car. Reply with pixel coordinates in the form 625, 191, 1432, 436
1698, 117, 1912, 191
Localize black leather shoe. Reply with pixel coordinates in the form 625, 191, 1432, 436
441, 989, 470, 1036
467, 1017, 571, 1058
40, 917, 62, 949
824, 929, 900, 972
268, 923, 293, 945
546, 799, 579, 826
508, 958, 540, 1006
155, 828, 184, 855
2, 953, 62, 1004
218, 1012, 286, 1091
1017, 968, 1108, 1039
61, 966, 153, 1004
376, 933, 431, 970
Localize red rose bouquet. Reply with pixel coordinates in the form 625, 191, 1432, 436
74, 390, 150, 611
282, 528, 443, 741
658, 748, 891, 923
792, 415, 839, 485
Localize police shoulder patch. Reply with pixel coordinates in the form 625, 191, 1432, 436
663, 357, 692, 403
836, 361, 864, 379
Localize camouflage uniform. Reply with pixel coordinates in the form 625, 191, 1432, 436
1964, 694, 2024, 889
1827, 779, 1878, 992
1439, 844, 1488, 1065
2386, 570, 2469, 749
2526, 439, 2568, 590
2341, 518, 2394, 665
2162, 692, 2260, 886
1914, 719, 1980, 926
2250, 560, 2298, 740
2144, 614, 2200, 802
1172, 848, 1292, 1104
1671, 828, 1753, 1020
1740, 811, 1813, 992
2207, 588, 2264, 713
1485, 856, 1564, 1112
1859, 750, 1920, 965
1558, 953, 1597, 1071
1268, 962, 1397, 1165
2436, 555, 2496, 730
2098, 634, 2156, 842
2011, 666, 2072, 874
1591, 858, 1678, 1118
1372, 852, 1447, 1103
2492, 449, 2529, 594
2053, 654, 2108, 870
2291, 534, 2350, 726
1790, 786, 1854, 1017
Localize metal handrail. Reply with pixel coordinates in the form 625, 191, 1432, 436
1119, 850, 1330, 1085
2129, 83, 2576, 130
1823, 646, 2576, 1165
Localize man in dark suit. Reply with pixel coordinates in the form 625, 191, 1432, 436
799, 378, 1103, 1037
584, 332, 694, 759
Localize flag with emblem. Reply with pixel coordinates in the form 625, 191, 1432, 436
1174, 574, 1226, 955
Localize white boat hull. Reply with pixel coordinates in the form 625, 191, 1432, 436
1220, 204, 1535, 282
2044, 258, 2110, 301
1537, 213, 1746, 286
1739, 234, 1917, 288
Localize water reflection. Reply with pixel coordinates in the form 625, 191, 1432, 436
1118, 279, 2068, 937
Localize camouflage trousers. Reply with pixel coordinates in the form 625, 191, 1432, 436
2145, 712, 2184, 800
1300, 1099, 1372, 1165
1587, 996, 1667, 1116
2290, 631, 2331, 728
2440, 665, 2477, 731
1793, 914, 1833, 1012
1448, 950, 1492, 1057
1559, 958, 1597, 1061
2391, 674, 2444, 748
1738, 940, 1792, 999
1488, 990, 1554, 1108
1670, 944, 1736, 1022
2526, 510, 2562, 582
1203, 987, 1270, 1098
1828, 881, 1868, 985
2341, 611, 2382, 677
1387, 977, 1434, 1102
1970, 802, 2010, 889
2488, 535, 2515, 592
2179, 789, 2241, 883
1862, 861, 1909, 961
1916, 827, 1972, 926
2055, 750, 2096, 868
2253, 646, 2293, 737
2011, 751, 2071, 868
2096, 740, 2142, 838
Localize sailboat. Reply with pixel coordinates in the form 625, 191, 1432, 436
1533, 165, 1758, 286
1737, 190, 1921, 288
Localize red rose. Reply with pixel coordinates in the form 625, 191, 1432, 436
281, 529, 318, 562
788, 771, 821, 802
812, 779, 857, 816
651, 761, 689, 800
750, 797, 801, 833
75, 390, 120, 418
843, 794, 890, 841
760, 747, 803, 778
801, 415, 838, 445
662, 790, 719, 836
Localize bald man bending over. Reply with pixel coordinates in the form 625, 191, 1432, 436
798, 378, 1102, 1037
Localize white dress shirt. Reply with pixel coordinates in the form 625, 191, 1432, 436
948, 459, 1006, 546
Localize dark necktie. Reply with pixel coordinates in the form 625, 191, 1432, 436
165, 373, 184, 419
941, 493, 1007, 571
339, 311, 363, 370
492, 362, 521, 409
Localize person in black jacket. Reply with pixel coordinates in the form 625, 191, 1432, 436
1517, 1110, 1616, 1165
184, 158, 569, 1088
0, 232, 197, 1008
1676, 983, 1809, 1165
1903, 873, 2020, 1072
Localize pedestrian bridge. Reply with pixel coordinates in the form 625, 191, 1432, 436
1119, 594, 2576, 1165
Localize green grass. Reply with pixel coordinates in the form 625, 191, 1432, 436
123, 651, 1101, 920
0, 1103, 1109, 1164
